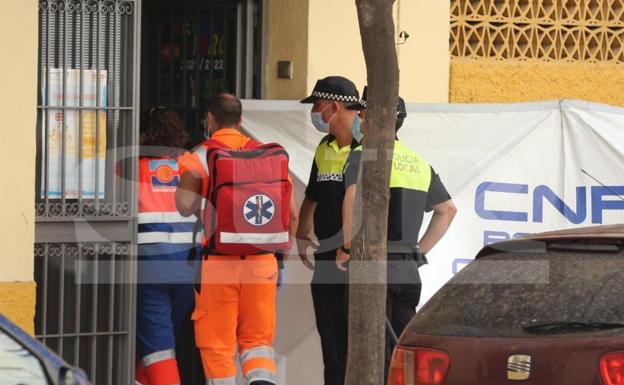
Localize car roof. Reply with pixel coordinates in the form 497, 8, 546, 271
523, 224, 624, 240
476, 224, 624, 259
0, 313, 68, 383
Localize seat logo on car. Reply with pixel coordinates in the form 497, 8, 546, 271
507, 354, 531, 381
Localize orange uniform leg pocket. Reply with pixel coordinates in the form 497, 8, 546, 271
238, 254, 278, 384
192, 256, 241, 381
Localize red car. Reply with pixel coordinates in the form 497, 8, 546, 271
388, 224, 624, 385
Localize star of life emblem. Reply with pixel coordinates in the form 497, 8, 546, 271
244, 194, 275, 226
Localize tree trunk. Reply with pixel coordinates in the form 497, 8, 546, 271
346, 1, 399, 385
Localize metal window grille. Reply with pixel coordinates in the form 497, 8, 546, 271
35, 1, 140, 384
34, 242, 134, 384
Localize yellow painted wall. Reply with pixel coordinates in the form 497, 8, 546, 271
396, 0, 450, 103
306, 0, 367, 95
265, 0, 451, 102
306, 0, 450, 101
0, 0, 38, 333
450, 58, 624, 106
265, 0, 310, 99
0, 283, 36, 335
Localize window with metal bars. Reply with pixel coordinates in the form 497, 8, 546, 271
34, 242, 134, 385
36, 0, 136, 217
35, 1, 139, 384
35, 1, 265, 384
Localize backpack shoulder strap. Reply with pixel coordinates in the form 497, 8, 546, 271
203, 138, 229, 150
245, 140, 287, 152
243, 138, 263, 149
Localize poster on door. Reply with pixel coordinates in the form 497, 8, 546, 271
41, 68, 107, 199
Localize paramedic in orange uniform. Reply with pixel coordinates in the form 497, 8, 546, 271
175, 93, 298, 385
135, 107, 198, 385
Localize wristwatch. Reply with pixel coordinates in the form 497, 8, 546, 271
340, 245, 351, 254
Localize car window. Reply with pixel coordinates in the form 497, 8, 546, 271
0, 329, 49, 385
411, 248, 624, 338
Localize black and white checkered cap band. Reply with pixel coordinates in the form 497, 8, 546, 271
312, 91, 359, 103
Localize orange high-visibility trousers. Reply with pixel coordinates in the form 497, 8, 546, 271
192, 253, 278, 385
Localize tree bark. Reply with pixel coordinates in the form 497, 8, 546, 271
346, 1, 399, 385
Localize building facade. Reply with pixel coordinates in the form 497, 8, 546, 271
0, 0, 38, 335
0, 0, 622, 383
449, 0, 624, 105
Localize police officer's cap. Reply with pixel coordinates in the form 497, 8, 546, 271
347, 86, 408, 119
300, 76, 360, 106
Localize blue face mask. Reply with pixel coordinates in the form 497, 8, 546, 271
311, 105, 333, 133
352, 115, 363, 143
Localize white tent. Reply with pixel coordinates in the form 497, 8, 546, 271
241, 99, 624, 385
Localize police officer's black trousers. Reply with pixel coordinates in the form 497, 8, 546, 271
311, 251, 421, 385
311, 251, 348, 385
385, 253, 422, 382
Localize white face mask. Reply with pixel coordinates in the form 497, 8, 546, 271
311, 104, 335, 133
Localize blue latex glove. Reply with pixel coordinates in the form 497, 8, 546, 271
277, 267, 285, 288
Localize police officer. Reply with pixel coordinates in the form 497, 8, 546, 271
337, 87, 457, 380
297, 76, 361, 385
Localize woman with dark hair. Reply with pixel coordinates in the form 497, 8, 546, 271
140, 107, 189, 154
135, 107, 197, 385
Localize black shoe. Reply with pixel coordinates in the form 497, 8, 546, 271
249, 381, 275, 385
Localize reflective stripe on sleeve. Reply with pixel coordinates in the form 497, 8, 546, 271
194, 146, 209, 175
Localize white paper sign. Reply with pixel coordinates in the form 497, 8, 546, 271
42, 68, 107, 199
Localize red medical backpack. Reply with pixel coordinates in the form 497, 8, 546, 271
202, 138, 292, 255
